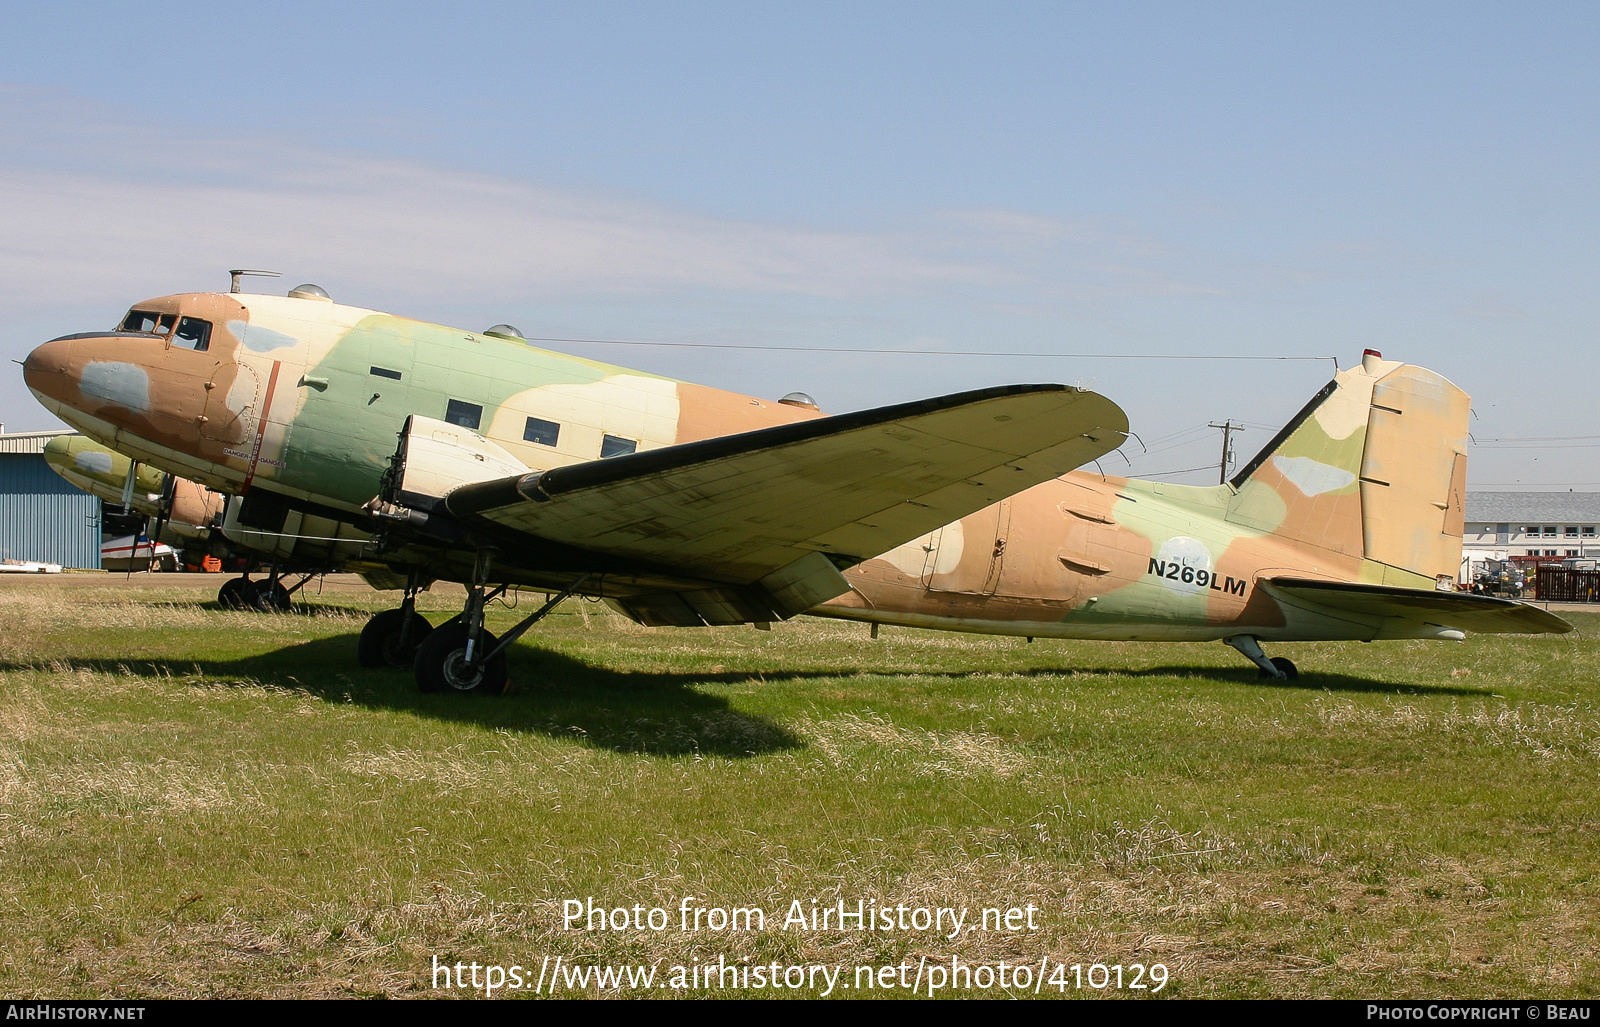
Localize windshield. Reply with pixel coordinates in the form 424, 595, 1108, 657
120, 310, 173, 335
118, 309, 212, 351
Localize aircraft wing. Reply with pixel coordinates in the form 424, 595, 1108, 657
398, 384, 1126, 624
1264, 577, 1573, 634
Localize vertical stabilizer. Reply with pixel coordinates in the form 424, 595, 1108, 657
1225, 354, 1469, 587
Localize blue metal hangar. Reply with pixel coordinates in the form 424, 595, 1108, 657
0, 429, 101, 569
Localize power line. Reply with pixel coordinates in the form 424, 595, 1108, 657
1139, 423, 1214, 448
526, 336, 1341, 366
1473, 434, 1600, 443
1140, 436, 1216, 458
1136, 463, 1223, 479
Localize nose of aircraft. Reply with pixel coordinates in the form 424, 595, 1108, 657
22, 336, 78, 410
24, 330, 214, 449
24, 336, 73, 381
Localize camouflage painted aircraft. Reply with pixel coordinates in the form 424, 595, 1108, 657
23, 282, 1567, 692
41, 434, 332, 610
44, 433, 221, 548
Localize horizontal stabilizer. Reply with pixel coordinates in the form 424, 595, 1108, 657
1265, 577, 1572, 635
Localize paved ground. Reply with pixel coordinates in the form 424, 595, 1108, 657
1537, 601, 1600, 614
0, 571, 381, 592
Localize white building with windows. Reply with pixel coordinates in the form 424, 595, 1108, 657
1461, 493, 1600, 580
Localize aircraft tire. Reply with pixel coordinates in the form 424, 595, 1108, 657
414, 622, 509, 696
357, 609, 434, 669
247, 580, 293, 613
217, 577, 252, 611
1258, 656, 1299, 680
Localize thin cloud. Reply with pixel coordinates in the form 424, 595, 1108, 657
0, 85, 1331, 310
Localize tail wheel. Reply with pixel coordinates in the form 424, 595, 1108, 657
217, 578, 253, 610
357, 609, 435, 669
1259, 656, 1299, 680
414, 622, 509, 696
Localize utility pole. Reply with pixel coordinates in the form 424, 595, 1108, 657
1209, 420, 1243, 485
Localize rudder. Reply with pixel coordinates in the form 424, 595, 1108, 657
1358, 362, 1469, 587
1225, 351, 1469, 587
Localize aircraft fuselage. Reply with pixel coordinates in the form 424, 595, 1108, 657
25, 288, 1508, 654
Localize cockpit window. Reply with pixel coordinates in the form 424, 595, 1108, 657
173, 317, 211, 351
118, 310, 178, 336
119, 310, 161, 333
118, 309, 211, 350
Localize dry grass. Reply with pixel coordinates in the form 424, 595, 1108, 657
0, 584, 1596, 998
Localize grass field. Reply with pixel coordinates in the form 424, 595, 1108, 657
0, 581, 1596, 999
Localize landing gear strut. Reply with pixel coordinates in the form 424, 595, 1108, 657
358, 570, 434, 668
1224, 634, 1298, 680
416, 550, 507, 695
411, 550, 589, 696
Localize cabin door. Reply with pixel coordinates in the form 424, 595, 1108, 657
920, 500, 1013, 595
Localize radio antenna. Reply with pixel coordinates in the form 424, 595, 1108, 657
228, 269, 282, 294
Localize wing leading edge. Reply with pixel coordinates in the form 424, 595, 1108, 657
423, 383, 1127, 624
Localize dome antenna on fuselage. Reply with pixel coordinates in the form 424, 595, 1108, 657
228, 269, 282, 294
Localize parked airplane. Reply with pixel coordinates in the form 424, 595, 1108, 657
43, 433, 219, 547
41, 434, 334, 609
23, 282, 1567, 692
814, 350, 1570, 675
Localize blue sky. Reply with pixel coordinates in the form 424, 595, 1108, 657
2, 1, 1596, 487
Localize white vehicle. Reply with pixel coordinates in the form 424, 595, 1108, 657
100, 536, 177, 572
0, 559, 62, 574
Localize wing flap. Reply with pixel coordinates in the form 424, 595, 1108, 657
1265, 576, 1572, 634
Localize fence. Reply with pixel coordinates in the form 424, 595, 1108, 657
1534, 566, 1600, 603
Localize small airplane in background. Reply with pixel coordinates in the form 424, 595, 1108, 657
23, 277, 1568, 693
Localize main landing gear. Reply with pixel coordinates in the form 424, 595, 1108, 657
217, 568, 315, 612
1224, 635, 1298, 680
358, 572, 434, 669
408, 550, 590, 697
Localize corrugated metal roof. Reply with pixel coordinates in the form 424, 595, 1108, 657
1466, 492, 1600, 522
0, 430, 77, 455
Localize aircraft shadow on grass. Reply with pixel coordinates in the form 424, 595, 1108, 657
19, 635, 805, 758
10, 633, 1498, 757
1007, 664, 1497, 697
199, 600, 380, 619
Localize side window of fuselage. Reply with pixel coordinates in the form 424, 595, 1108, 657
523, 417, 560, 447
445, 399, 483, 431
600, 435, 637, 458
173, 317, 212, 351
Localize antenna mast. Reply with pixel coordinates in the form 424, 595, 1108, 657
228, 269, 282, 294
